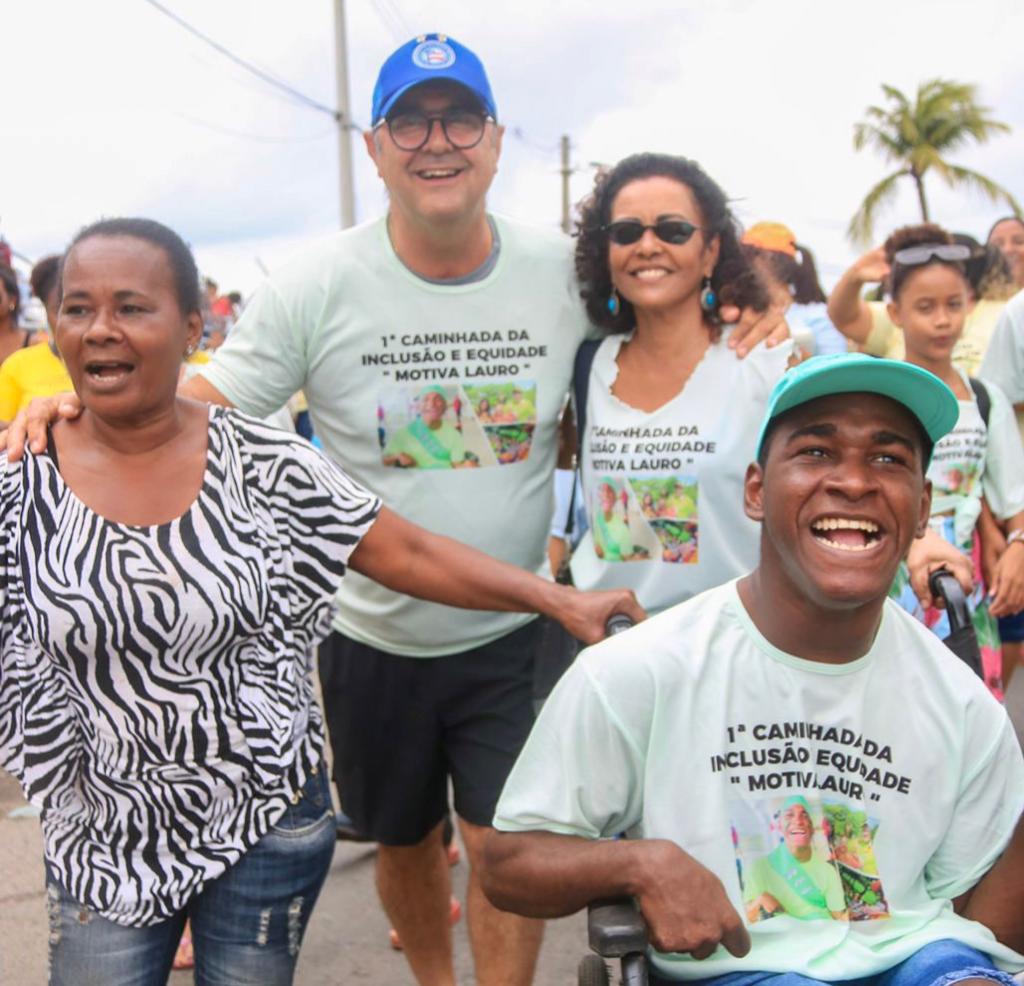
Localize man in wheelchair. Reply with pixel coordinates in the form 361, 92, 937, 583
482, 354, 1024, 986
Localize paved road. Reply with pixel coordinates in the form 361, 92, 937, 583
3, 673, 1023, 985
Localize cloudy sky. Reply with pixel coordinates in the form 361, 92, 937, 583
6, 0, 1023, 296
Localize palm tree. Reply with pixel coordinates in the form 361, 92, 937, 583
848, 79, 1021, 245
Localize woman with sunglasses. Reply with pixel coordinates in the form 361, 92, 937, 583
884, 223, 1024, 698
567, 153, 793, 613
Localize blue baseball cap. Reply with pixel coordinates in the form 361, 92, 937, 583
754, 353, 959, 463
371, 33, 497, 126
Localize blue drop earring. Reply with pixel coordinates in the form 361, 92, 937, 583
607, 288, 620, 316
699, 277, 717, 313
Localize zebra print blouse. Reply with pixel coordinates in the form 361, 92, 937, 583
0, 407, 380, 926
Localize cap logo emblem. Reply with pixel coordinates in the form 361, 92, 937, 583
412, 40, 456, 70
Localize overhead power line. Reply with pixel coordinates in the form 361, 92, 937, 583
140, 0, 363, 128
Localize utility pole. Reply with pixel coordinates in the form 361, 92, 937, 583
333, 0, 356, 228
560, 134, 572, 233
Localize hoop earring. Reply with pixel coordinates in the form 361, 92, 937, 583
699, 277, 717, 313
607, 288, 620, 317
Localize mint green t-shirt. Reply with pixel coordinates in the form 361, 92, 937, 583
494, 581, 1024, 980
198, 216, 588, 656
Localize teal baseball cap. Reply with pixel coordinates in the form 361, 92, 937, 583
372, 33, 496, 126
754, 353, 959, 462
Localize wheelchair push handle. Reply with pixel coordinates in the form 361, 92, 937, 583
605, 613, 636, 637
927, 568, 984, 680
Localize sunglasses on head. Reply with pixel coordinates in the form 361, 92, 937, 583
602, 219, 703, 246
892, 243, 971, 266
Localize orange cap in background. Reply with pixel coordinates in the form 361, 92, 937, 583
742, 221, 798, 257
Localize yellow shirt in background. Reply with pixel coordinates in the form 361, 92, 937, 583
0, 343, 72, 422
863, 298, 1007, 376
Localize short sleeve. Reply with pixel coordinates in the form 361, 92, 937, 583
979, 379, 1024, 520
979, 296, 1024, 404
923, 714, 1024, 900
492, 657, 646, 838
268, 433, 381, 585
199, 279, 310, 419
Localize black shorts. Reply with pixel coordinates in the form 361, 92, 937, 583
318, 620, 540, 846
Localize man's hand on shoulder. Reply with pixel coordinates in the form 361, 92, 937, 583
722, 305, 790, 359
0, 392, 82, 461
627, 839, 751, 960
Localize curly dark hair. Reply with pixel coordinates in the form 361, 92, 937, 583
883, 223, 966, 300
574, 153, 768, 337
0, 264, 20, 325
65, 217, 201, 315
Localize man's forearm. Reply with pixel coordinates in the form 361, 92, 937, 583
481, 830, 644, 918
960, 813, 1024, 953
181, 373, 235, 407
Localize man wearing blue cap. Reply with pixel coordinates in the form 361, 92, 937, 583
485, 355, 1024, 985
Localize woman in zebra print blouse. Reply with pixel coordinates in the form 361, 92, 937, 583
0, 217, 642, 985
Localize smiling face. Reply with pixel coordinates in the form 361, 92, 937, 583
746, 393, 931, 610
57, 235, 202, 422
887, 264, 968, 366
607, 176, 719, 317
364, 81, 503, 229
988, 218, 1024, 286
781, 803, 814, 854
418, 389, 447, 426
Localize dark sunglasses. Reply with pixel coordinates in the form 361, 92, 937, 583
892, 243, 971, 266
601, 219, 702, 246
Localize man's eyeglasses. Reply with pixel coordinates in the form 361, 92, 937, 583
602, 219, 703, 247
379, 109, 493, 152
892, 243, 971, 266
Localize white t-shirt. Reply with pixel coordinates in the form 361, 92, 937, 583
570, 331, 791, 612
927, 370, 1024, 545
199, 216, 589, 656
979, 288, 1024, 443
494, 581, 1024, 980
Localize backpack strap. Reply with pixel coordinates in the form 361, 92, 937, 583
571, 339, 602, 463
562, 338, 602, 540
968, 376, 991, 428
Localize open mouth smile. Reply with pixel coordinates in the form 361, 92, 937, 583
85, 360, 135, 384
414, 167, 463, 181
810, 517, 883, 553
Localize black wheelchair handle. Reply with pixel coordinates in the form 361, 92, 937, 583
605, 613, 635, 637
927, 568, 984, 680
928, 568, 971, 634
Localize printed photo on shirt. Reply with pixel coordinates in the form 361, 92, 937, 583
732, 795, 849, 924
632, 477, 698, 522
649, 519, 699, 564
590, 478, 658, 562
377, 380, 536, 469
821, 801, 890, 921
464, 383, 537, 425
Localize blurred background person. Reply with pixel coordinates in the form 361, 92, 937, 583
741, 221, 848, 355
883, 223, 1024, 699
0, 255, 72, 426
0, 264, 40, 364
828, 233, 1016, 374
988, 215, 1024, 291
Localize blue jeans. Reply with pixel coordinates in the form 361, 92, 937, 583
652, 939, 1019, 986
46, 764, 336, 986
